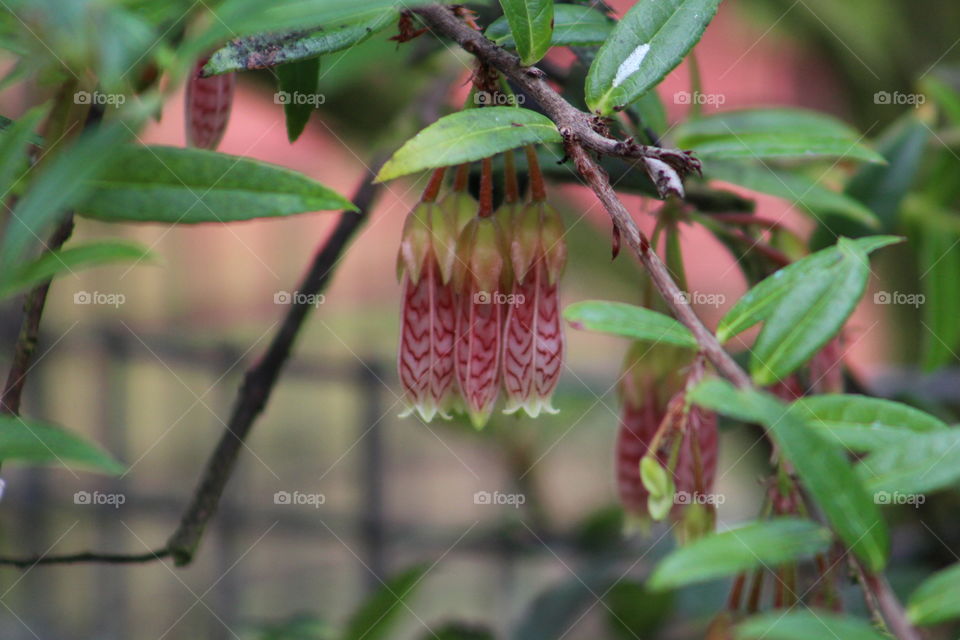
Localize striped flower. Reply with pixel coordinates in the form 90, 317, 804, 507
185, 57, 235, 150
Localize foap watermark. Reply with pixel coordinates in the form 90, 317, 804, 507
473, 291, 524, 305
74, 490, 126, 508
74, 90, 126, 107
874, 490, 925, 507
874, 91, 926, 107
473, 490, 525, 508
474, 92, 525, 106
675, 291, 726, 308
674, 91, 726, 106
674, 490, 726, 506
74, 291, 126, 308
274, 91, 326, 106
274, 490, 326, 508
873, 291, 924, 308
274, 290, 325, 307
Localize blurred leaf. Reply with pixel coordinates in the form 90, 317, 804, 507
512, 568, 620, 640
376, 108, 561, 182
916, 212, 960, 369
857, 429, 960, 495
922, 75, 960, 126
690, 379, 889, 571
343, 565, 428, 640
604, 580, 673, 639
630, 89, 668, 140
277, 57, 320, 143
791, 394, 948, 452
252, 614, 335, 640
907, 562, 960, 626
421, 622, 496, 640
648, 518, 832, 590
203, 8, 396, 75
716, 236, 902, 343
0, 415, 124, 475
564, 300, 698, 348
0, 105, 47, 197
0, 240, 153, 300
677, 108, 862, 139
706, 161, 879, 227
585, 0, 723, 115
79, 145, 355, 223
486, 4, 611, 48
736, 610, 888, 640
497, 0, 553, 65
750, 239, 869, 385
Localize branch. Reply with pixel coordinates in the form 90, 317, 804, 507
861, 567, 923, 640
0, 171, 381, 569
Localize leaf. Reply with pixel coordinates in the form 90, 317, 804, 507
203, 8, 396, 75
857, 430, 960, 495
736, 611, 889, 640
648, 518, 832, 590
376, 107, 561, 182
422, 623, 496, 640
907, 563, 960, 626
0, 415, 124, 475
277, 57, 320, 143
678, 108, 862, 140
563, 300, 698, 348
706, 161, 879, 228
604, 580, 673, 639
343, 565, 428, 640
690, 379, 889, 571
0, 241, 153, 300
716, 235, 902, 343
78, 145, 355, 224
486, 4, 612, 48
0, 105, 47, 198
512, 567, 623, 640
585, 0, 723, 115
791, 394, 948, 452
750, 238, 870, 385
498, 0, 554, 65
917, 214, 960, 369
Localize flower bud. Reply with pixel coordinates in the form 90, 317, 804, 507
185, 58, 235, 150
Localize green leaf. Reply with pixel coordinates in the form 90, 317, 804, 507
376, 107, 561, 182
736, 611, 889, 640
203, 8, 396, 75
690, 379, 889, 571
0, 241, 153, 300
585, 0, 722, 115
648, 518, 832, 590
791, 394, 948, 452
343, 565, 428, 640
512, 567, 625, 640
716, 236, 902, 343
921, 75, 960, 127
917, 213, 960, 369
563, 300, 698, 348
678, 108, 862, 140
907, 563, 960, 626
706, 161, 879, 228
0, 105, 47, 198
277, 57, 320, 143
78, 145, 354, 224
0, 415, 124, 474
498, 0, 554, 66
486, 4, 612, 48
750, 239, 870, 385
857, 430, 960, 495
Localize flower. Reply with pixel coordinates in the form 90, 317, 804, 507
185, 57, 235, 150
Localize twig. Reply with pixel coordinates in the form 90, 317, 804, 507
860, 564, 923, 640
0, 171, 380, 569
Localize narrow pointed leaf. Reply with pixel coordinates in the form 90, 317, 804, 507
564, 300, 698, 348
0, 105, 47, 198
907, 563, 960, 625
0, 415, 124, 475
857, 430, 960, 495
343, 565, 428, 640
585, 0, 723, 115
737, 611, 889, 640
486, 4, 612, 48
277, 57, 320, 142
498, 0, 554, 65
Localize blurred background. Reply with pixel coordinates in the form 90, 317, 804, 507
1, 0, 959, 638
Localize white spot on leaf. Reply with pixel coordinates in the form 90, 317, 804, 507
613, 43, 650, 88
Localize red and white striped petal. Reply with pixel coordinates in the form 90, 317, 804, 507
455, 281, 502, 428
502, 260, 564, 417
674, 406, 719, 499
185, 58, 235, 150
397, 258, 457, 421
616, 387, 663, 516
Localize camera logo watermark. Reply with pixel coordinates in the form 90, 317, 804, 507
274, 490, 326, 508
473, 490, 525, 508
674, 490, 726, 505
873, 291, 924, 308
74, 91, 126, 107
674, 91, 726, 106
474, 92, 525, 106
874, 490, 924, 507
874, 91, 925, 107
274, 291, 325, 307
74, 491, 126, 508
274, 91, 326, 106
675, 291, 726, 308
74, 291, 126, 308
473, 291, 524, 305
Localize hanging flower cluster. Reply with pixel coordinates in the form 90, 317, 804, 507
397, 148, 566, 429
185, 56, 235, 150
616, 343, 719, 541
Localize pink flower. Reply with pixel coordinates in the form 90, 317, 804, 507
185, 58, 235, 150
